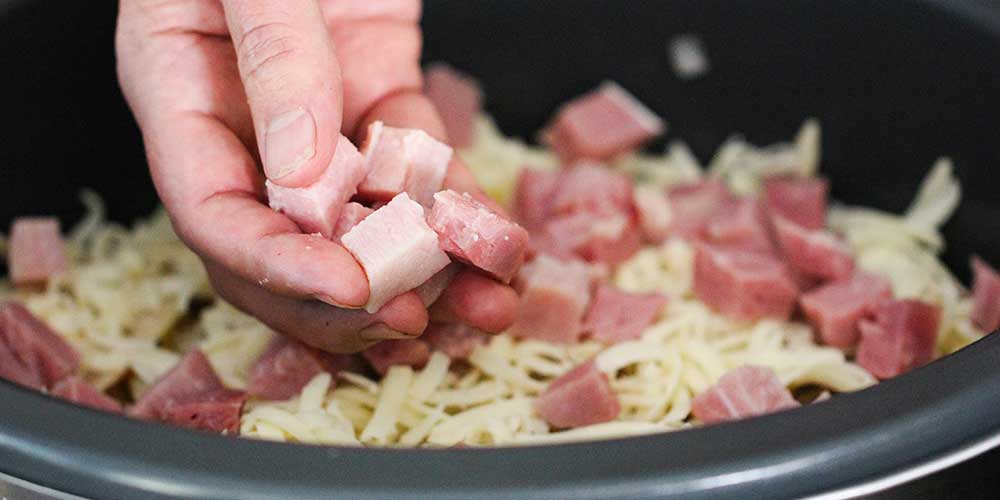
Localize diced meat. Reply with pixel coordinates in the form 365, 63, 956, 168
799, 273, 893, 348
772, 216, 854, 281
266, 135, 368, 238
423, 63, 482, 148
537, 212, 643, 266
666, 180, 736, 240
427, 190, 530, 283
856, 299, 941, 379
357, 122, 453, 207
420, 323, 489, 360
541, 82, 665, 162
247, 336, 356, 401
692, 244, 799, 321
50, 376, 122, 413
8, 217, 68, 286
633, 185, 672, 243
0, 301, 79, 390
582, 285, 667, 344
551, 162, 633, 217
362, 339, 431, 376
341, 193, 452, 313
704, 198, 775, 254
509, 255, 596, 343
534, 360, 620, 429
691, 365, 799, 424
970, 256, 1000, 333
512, 167, 561, 230
415, 262, 461, 307
161, 389, 247, 435
763, 176, 828, 230
330, 202, 373, 243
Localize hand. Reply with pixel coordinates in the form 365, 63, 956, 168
115, 0, 518, 352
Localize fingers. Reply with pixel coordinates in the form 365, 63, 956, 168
221, 0, 343, 187
430, 270, 520, 334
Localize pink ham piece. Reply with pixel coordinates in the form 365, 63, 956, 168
247, 336, 357, 401
535, 360, 620, 429
420, 322, 489, 360
423, 63, 482, 148
692, 244, 799, 321
665, 180, 735, 240
341, 193, 452, 313
330, 202, 373, 243
415, 262, 461, 307
633, 185, 672, 243
266, 135, 368, 238
691, 365, 799, 424
970, 256, 1000, 333
541, 82, 665, 162
512, 167, 561, 230
50, 376, 122, 414
129, 350, 246, 434
763, 176, 828, 230
357, 121, 453, 207
537, 212, 643, 266
8, 217, 68, 286
362, 339, 431, 376
0, 301, 79, 390
772, 216, 854, 281
856, 299, 941, 379
509, 255, 596, 343
551, 162, 633, 217
427, 190, 530, 284
799, 273, 893, 348
582, 285, 667, 344
704, 198, 775, 254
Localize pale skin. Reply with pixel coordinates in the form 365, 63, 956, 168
116, 0, 518, 353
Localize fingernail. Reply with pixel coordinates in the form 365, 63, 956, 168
359, 324, 412, 341
264, 108, 316, 180
315, 294, 358, 309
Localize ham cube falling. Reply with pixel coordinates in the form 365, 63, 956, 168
970, 256, 1000, 333
763, 176, 829, 231
582, 285, 667, 344
509, 255, 598, 343
0, 301, 79, 390
362, 339, 431, 376
541, 82, 665, 162
427, 190, 530, 284
799, 273, 893, 349
330, 202, 374, 244
692, 244, 799, 322
247, 336, 357, 401
691, 365, 799, 424
423, 63, 483, 148
341, 193, 451, 313
50, 376, 122, 414
8, 217, 68, 286
772, 216, 855, 282
266, 135, 368, 238
357, 121, 453, 207
856, 299, 941, 379
535, 360, 620, 429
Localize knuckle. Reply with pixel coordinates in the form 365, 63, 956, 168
236, 21, 302, 91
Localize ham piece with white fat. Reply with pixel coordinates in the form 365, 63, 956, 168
541, 82, 665, 162
799, 273, 893, 348
420, 322, 489, 360
362, 339, 431, 376
512, 167, 560, 231
0, 301, 79, 390
704, 198, 775, 254
423, 63, 482, 148
665, 180, 735, 240
536, 212, 643, 266
50, 376, 122, 413
534, 360, 620, 429
509, 255, 598, 343
632, 185, 672, 243
8, 217, 68, 286
357, 121, 453, 207
970, 256, 1000, 333
266, 135, 368, 239
414, 262, 461, 307
551, 162, 633, 217
763, 176, 828, 231
582, 285, 667, 344
856, 299, 941, 379
691, 365, 799, 424
330, 202, 374, 244
692, 244, 799, 321
247, 336, 358, 401
771, 216, 854, 281
341, 193, 452, 313
427, 190, 530, 284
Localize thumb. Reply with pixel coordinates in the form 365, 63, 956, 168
222, 0, 343, 187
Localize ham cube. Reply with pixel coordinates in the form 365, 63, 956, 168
362, 339, 431, 376
541, 82, 665, 162
8, 217, 68, 286
341, 193, 452, 313
970, 256, 1000, 333
330, 202, 374, 243
247, 336, 356, 401
415, 262, 461, 307
666, 180, 736, 240
161, 389, 247, 435
509, 255, 596, 343
512, 167, 561, 230
423, 63, 482, 148
799, 273, 893, 348
266, 135, 368, 238
50, 376, 122, 414
856, 299, 941, 379
772, 216, 854, 281
691, 365, 799, 424
763, 176, 828, 230
633, 185, 672, 243
357, 121, 453, 207
535, 360, 620, 428
420, 322, 489, 360
693, 244, 799, 321
582, 285, 667, 344
0, 301, 79, 390
705, 198, 775, 254
551, 162, 633, 217
427, 190, 530, 284
538, 212, 643, 266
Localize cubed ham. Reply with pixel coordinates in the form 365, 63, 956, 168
512, 167, 561, 230
582, 285, 667, 344
362, 339, 431, 376
415, 262, 461, 307
266, 135, 368, 238
633, 185, 672, 243
666, 180, 736, 240
423, 63, 482, 148
970, 256, 1000, 333
763, 176, 828, 230
551, 162, 633, 217
509, 255, 596, 343
341, 193, 452, 313
856, 299, 941, 379
692, 244, 799, 321
541, 82, 665, 162
247, 336, 356, 401
538, 212, 643, 266
772, 216, 854, 281
161, 389, 247, 435
691, 365, 799, 424
535, 360, 620, 428
704, 198, 775, 254
0, 301, 79, 390
50, 376, 122, 413
357, 122, 453, 207
8, 217, 68, 286
427, 190, 530, 284
330, 202, 373, 243
799, 273, 893, 348
420, 322, 489, 360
